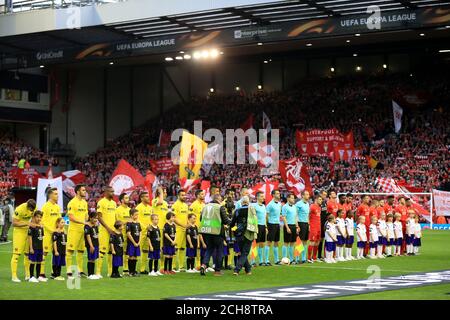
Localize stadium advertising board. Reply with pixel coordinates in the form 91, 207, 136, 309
11, 6, 449, 68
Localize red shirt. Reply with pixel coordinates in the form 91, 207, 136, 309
383, 203, 394, 215
395, 205, 408, 222
338, 202, 346, 218
345, 201, 353, 212
357, 203, 371, 226
309, 203, 321, 231
369, 206, 378, 219
376, 206, 385, 218
327, 199, 339, 217
343, 203, 352, 215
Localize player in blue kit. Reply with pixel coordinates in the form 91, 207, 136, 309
251, 192, 267, 266
265, 190, 282, 265
281, 194, 299, 264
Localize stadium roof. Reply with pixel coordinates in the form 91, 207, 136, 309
0, 0, 449, 68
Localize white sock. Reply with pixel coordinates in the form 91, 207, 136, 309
340, 247, 344, 258
386, 247, 391, 256
370, 248, 375, 257
377, 245, 383, 256
357, 248, 362, 258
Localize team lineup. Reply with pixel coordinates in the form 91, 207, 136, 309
10, 184, 423, 283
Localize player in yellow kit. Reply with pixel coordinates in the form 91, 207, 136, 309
136, 191, 152, 274
96, 186, 117, 277
10, 199, 37, 282
41, 187, 62, 279
116, 193, 131, 275
172, 190, 189, 272
152, 187, 168, 231
66, 184, 88, 279
189, 189, 205, 268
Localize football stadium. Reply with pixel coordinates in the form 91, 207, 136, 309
0, 0, 450, 303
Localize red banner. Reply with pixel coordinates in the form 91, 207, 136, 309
14, 168, 41, 187
279, 158, 312, 196
330, 147, 363, 162
296, 128, 354, 156
109, 159, 145, 196
150, 158, 176, 174
248, 180, 279, 205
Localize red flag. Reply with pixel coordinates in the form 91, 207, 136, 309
158, 130, 171, 148
179, 177, 201, 193
248, 180, 279, 204
60, 170, 86, 197
150, 158, 176, 174
144, 170, 158, 200
279, 158, 312, 196
240, 114, 254, 131
109, 160, 145, 196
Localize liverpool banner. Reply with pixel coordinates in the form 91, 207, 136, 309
279, 158, 312, 196
296, 128, 354, 156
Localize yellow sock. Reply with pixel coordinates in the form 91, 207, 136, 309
41, 255, 47, 276
76, 251, 84, 273
66, 251, 73, 274
11, 254, 19, 279
96, 253, 104, 275
228, 249, 234, 266
24, 254, 30, 278
107, 254, 112, 275
140, 253, 148, 272
123, 255, 129, 272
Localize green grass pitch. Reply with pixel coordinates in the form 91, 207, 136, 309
1, 229, 449, 300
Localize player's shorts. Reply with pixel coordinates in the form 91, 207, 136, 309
223, 245, 229, 256
378, 236, 388, 246
298, 222, 309, 241
233, 242, 240, 254
186, 247, 197, 258
413, 238, 421, 247
67, 229, 85, 252
140, 232, 149, 251
396, 237, 403, 246
346, 235, 354, 245
267, 223, 280, 242
175, 230, 186, 249
87, 246, 99, 261
126, 243, 141, 257
29, 249, 43, 263
357, 241, 366, 248
43, 233, 53, 254
99, 229, 111, 253
52, 254, 66, 266
12, 228, 29, 255
406, 234, 415, 245
308, 229, 321, 242
388, 238, 395, 246
369, 241, 378, 248
163, 246, 175, 256
325, 241, 336, 252
256, 225, 267, 243
112, 255, 123, 267
336, 235, 345, 246
149, 249, 161, 260
283, 224, 297, 243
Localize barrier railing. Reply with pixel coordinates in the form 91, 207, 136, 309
0, 0, 124, 15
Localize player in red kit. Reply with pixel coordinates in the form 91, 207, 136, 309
308, 195, 323, 262
357, 195, 371, 256
395, 196, 408, 254
338, 194, 347, 218
327, 190, 339, 217
384, 195, 395, 215
370, 199, 379, 220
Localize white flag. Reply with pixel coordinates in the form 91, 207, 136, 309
392, 100, 403, 134
36, 177, 64, 211
202, 144, 220, 176
262, 111, 272, 133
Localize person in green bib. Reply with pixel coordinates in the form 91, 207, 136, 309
199, 194, 231, 276
231, 196, 258, 275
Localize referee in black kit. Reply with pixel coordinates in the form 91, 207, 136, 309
317, 190, 329, 261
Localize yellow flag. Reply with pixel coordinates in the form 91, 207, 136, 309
250, 240, 258, 259
294, 238, 304, 257
179, 131, 208, 179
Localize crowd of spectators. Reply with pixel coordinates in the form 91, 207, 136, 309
1, 72, 448, 209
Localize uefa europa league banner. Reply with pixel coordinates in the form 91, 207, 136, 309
295, 128, 354, 156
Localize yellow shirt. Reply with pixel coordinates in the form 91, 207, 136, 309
97, 197, 117, 231
115, 205, 131, 223
41, 201, 61, 235
189, 200, 205, 228
136, 202, 152, 229
152, 198, 169, 230
172, 200, 189, 232
67, 197, 88, 232
14, 203, 36, 230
